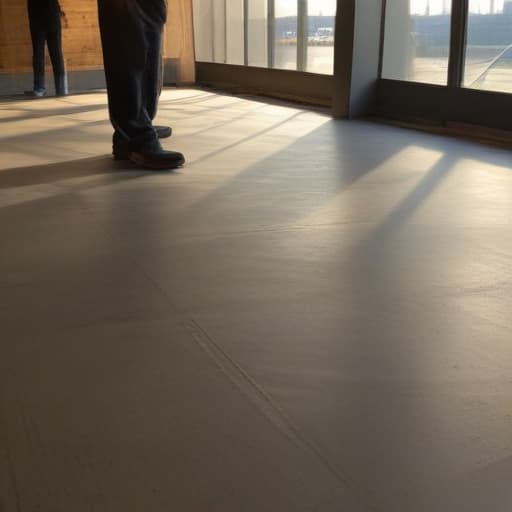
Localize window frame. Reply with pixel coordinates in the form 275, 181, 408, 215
193, 0, 512, 131
194, 0, 337, 106
376, 0, 512, 130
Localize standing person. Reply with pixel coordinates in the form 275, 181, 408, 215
97, 0, 185, 170
26, 0, 68, 97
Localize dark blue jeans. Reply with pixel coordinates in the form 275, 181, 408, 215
29, 16, 66, 95
97, 0, 166, 150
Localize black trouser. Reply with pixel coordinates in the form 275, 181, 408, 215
29, 17, 66, 95
97, 0, 166, 150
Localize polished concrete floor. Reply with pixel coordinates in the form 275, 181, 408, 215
1, 89, 512, 511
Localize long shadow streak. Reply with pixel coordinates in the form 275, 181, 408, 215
0, 156, 146, 190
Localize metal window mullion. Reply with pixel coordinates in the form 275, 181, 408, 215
268, 0, 275, 68
224, 0, 228, 63
210, 0, 216, 61
378, 0, 387, 78
243, 0, 249, 65
297, 0, 308, 71
447, 0, 469, 88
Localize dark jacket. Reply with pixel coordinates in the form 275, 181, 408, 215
27, 0, 62, 26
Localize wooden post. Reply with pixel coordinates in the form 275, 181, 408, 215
164, 0, 195, 84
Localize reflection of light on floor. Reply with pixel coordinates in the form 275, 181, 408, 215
436, 157, 512, 226
0, 93, 113, 168
362, 155, 512, 230
0, 183, 63, 208
0, 89, 331, 211
0, 152, 49, 170
175, 106, 330, 211
301, 145, 445, 226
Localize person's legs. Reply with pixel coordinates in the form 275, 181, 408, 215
141, 13, 173, 139
98, 0, 162, 150
143, 15, 163, 122
46, 18, 68, 96
29, 23, 47, 95
98, 0, 183, 168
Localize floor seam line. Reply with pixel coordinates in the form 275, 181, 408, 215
104, 252, 377, 511
183, 318, 378, 512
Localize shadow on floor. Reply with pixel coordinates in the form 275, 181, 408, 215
0, 155, 149, 190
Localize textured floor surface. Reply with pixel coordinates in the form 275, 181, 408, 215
1, 88, 512, 511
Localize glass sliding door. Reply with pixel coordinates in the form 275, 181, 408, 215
379, 0, 512, 131
382, 0, 452, 85
381, 0, 512, 92
191, 0, 244, 64
193, 0, 336, 107
193, 0, 337, 74
463, 0, 512, 93
226, 0, 245, 65
247, 0, 269, 67
274, 0, 298, 70
307, 0, 336, 74
192, 0, 217, 62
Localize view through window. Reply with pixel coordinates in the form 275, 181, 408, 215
307, 0, 336, 74
382, 0, 452, 85
248, 0, 268, 67
274, 0, 298, 70
382, 0, 512, 94
464, 0, 512, 93
193, 0, 336, 75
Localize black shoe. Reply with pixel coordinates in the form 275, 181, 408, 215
155, 125, 172, 139
128, 139, 185, 170
113, 126, 172, 160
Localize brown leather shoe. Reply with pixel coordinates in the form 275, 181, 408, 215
128, 139, 185, 170
113, 126, 172, 160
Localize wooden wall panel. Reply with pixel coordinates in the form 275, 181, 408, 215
0, 0, 195, 84
0, 0, 32, 71
0, 0, 103, 72
165, 0, 195, 84
60, 0, 103, 70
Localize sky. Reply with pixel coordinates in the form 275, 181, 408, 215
276, 0, 336, 16
277, 0, 507, 16
410, 0, 505, 14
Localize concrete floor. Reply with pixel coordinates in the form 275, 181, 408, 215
1, 88, 512, 511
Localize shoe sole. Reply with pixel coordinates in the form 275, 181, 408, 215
113, 152, 130, 160
128, 152, 185, 170
113, 129, 172, 160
